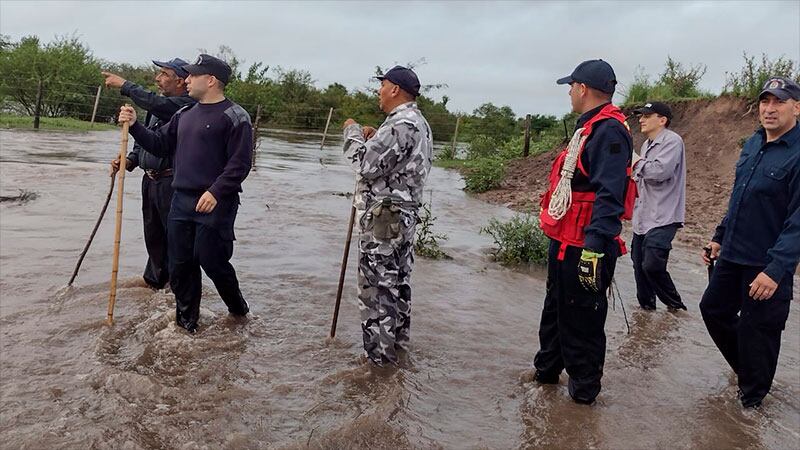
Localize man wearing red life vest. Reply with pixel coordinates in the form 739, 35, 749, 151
532, 59, 634, 405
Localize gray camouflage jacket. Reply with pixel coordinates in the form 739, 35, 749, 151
342, 102, 433, 215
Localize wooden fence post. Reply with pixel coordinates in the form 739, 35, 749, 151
90, 84, 102, 127
450, 116, 461, 158
33, 79, 43, 129
319, 107, 334, 150
523, 114, 531, 157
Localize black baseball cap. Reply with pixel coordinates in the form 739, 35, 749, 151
376, 65, 421, 97
152, 58, 190, 79
182, 54, 232, 85
758, 76, 800, 101
557, 59, 617, 94
633, 101, 672, 120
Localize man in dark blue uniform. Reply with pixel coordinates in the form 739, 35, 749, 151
532, 60, 633, 404
700, 76, 800, 408
104, 59, 195, 289
118, 54, 252, 333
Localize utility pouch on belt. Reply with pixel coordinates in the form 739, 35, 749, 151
371, 197, 402, 240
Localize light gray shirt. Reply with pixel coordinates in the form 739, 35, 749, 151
632, 127, 686, 235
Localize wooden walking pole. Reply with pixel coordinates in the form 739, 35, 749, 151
68, 172, 116, 286
319, 107, 334, 150
90, 85, 102, 127
107, 105, 130, 325
329, 182, 357, 339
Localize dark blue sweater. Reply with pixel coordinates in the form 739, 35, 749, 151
129, 98, 252, 199
121, 81, 195, 172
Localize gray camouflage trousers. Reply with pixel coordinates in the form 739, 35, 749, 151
357, 210, 416, 365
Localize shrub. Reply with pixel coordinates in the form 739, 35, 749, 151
480, 214, 549, 266
724, 52, 800, 99
414, 203, 451, 260
466, 134, 500, 159
659, 56, 707, 98
623, 58, 710, 105
463, 156, 505, 193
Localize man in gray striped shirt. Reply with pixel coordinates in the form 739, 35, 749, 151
630, 102, 688, 311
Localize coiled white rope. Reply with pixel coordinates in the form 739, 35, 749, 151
547, 127, 588, 221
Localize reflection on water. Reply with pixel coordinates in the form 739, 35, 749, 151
0, 127, 798, 449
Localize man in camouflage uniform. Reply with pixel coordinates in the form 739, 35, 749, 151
342, 66, 433, 366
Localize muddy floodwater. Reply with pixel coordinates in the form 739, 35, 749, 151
1, 127, 798, 450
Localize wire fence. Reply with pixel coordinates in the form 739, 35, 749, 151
1, 77, 545, 161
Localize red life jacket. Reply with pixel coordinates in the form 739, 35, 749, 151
539, 104, 637, 261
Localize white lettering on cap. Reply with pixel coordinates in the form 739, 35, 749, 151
645, 103, 652, 108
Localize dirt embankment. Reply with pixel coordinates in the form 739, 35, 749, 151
478, 95, 759, 246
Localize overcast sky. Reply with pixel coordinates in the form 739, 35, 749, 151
2, 0, 798, 116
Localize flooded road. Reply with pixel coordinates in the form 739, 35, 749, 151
1, 127, 798, 449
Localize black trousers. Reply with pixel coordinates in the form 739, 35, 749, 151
141, 175, 174, 289
631, 224, 685, 310
534, 239, 617, 403
167, 190, 249, 331
699, 259, 792, 407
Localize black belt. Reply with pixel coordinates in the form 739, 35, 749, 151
144, 168, 173, 180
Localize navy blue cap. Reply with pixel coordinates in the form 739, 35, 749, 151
376, 65, 421, 97
152, 58, 190, 79
182, 54, 232, 85
759, 76, 800, 101
557, 59, 617, 94
633, 101, 672, 120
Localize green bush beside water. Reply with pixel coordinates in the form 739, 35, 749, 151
481, 213, 549, 266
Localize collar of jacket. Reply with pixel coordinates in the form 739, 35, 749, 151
645, 127, 672, 150
756, 120, 800, 147
576, 102, 611, 129
388, 101, 418, 117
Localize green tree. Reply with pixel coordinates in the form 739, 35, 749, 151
0, 35, 102, 118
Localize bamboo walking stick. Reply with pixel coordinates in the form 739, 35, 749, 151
67, 171, 115, 286
107, 107, 130, 325
329, 183, 357, 339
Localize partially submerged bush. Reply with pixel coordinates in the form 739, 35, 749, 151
414, 202, 451, 260
481, 213, 549, 266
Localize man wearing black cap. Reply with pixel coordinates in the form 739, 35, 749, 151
533, 59, 633, 404
102, 59, 195, 289
340, 65, 432, 366
630, 101, 687, 311
118, 54, 253, 333
700, 76, 800, 408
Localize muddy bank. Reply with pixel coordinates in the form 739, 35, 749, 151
0, 127, 798, 449
478, 96, 758, 246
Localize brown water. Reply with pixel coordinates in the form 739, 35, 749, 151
0, 128, 798, 450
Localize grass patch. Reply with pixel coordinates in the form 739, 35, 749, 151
0, 114, 117, 131
481, 213, 549, 266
